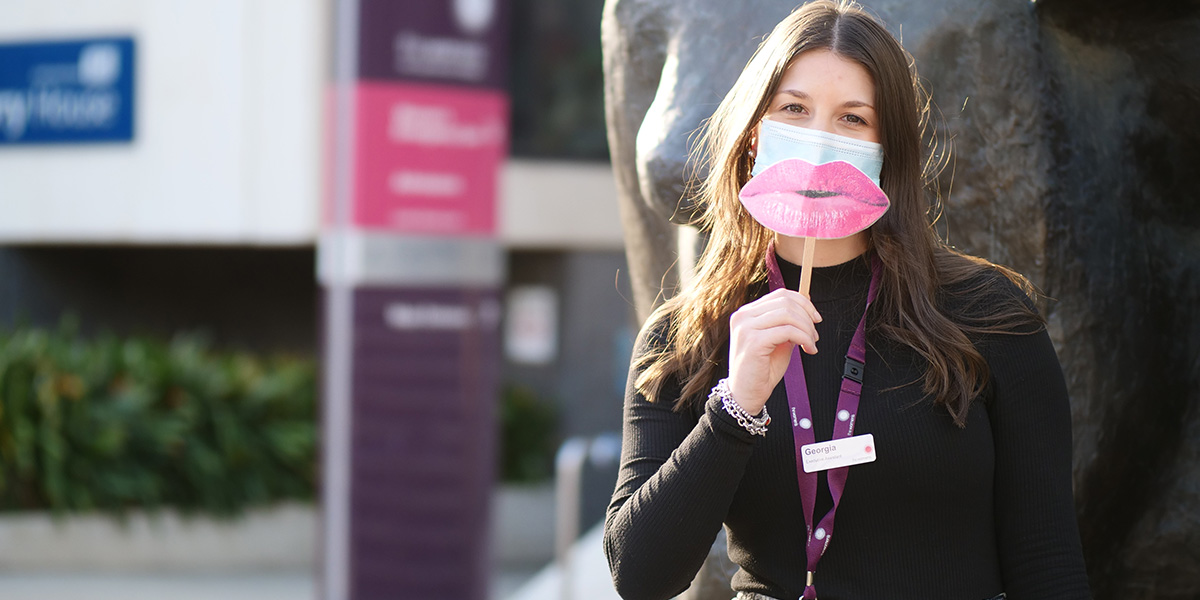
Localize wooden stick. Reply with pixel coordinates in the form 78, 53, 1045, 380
799, 236, 816, 296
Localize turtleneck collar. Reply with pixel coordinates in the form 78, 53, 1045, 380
774, 250, 872, 303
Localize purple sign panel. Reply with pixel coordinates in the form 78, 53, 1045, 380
321, 1, 512, 597
349, 286, 501, 598
358, 0, 511, 90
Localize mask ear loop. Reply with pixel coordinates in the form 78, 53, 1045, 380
744, 123, 759, 182
745, 116, 766, 180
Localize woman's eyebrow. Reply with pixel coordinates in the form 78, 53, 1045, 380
775, 89, 810, 100
774, 89, 875, 110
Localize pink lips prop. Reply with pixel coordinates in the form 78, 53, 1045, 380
739, 158, 889, 239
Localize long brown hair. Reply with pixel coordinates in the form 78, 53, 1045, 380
635, 0, 1041, 427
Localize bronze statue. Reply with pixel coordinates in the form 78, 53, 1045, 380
603, 0, 1200, 598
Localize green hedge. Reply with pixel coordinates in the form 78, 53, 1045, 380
0, 322, 562, 516
0, 322, 317, 516
498, 385, 558, 484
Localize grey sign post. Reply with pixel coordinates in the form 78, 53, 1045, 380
321, 1, 510, 598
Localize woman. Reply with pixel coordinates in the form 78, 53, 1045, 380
604, 2, 1091, 599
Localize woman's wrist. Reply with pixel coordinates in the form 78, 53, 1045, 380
710, 378, 770, 436
725, 375, 768, 416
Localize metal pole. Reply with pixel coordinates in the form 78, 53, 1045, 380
555, 437, 589, 600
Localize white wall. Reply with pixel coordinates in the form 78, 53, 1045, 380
499, 160, 623, 251
0, 0, 328, 245
0, 1, 625, 250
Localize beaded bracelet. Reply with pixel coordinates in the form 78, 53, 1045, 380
710, 377, 770, 436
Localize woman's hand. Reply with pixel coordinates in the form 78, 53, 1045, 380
727, 289, 822, 415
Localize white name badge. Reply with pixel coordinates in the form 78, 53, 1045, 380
801, 434, 877, 473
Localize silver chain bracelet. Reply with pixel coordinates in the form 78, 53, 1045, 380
710, 377, 770, 436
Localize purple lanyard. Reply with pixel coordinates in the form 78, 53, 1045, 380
765, 247, 881, 600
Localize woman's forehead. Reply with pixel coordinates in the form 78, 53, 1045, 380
771, 50, 875, 102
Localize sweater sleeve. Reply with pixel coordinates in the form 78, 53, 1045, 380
983, 309, 1092, 599
604, 323, 758, 600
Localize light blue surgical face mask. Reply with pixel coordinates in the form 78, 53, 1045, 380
751, 119, 884, 184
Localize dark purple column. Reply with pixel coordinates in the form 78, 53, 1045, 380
348, 288, 501, 598
321, 0, 510, 598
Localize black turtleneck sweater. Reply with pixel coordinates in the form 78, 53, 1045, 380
604, 253, 1091, 600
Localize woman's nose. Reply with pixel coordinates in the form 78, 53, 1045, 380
809, 114, 838, 135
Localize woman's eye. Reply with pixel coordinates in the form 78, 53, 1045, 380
781, 103, 805, 114
843, 114, 866, 125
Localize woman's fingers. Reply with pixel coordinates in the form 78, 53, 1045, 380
727, 320, 817, 412
727, 290, 824, 412
733, 320, 819, 356
731, 299, 821, 351
733, 288, 822, 325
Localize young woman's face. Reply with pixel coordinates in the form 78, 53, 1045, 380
758, 49, 880, 144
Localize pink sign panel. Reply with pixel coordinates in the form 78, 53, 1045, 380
354, 82, 508, 236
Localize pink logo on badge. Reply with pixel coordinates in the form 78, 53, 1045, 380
865, 445, 873, 454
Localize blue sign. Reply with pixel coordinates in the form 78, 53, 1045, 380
0, 38, 135, 145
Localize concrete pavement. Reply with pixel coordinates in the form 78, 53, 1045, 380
0, 567, 545, 600
0, 572, 315, 600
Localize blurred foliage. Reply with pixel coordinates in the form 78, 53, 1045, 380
0, 320, 316, 517
508, 0, 609, 160
498, 384, 558, 484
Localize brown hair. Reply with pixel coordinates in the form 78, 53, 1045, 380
635, 0, 1041, 427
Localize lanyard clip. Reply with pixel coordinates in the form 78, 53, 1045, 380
802, 571, 818, 599
842, 357, 865, 384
